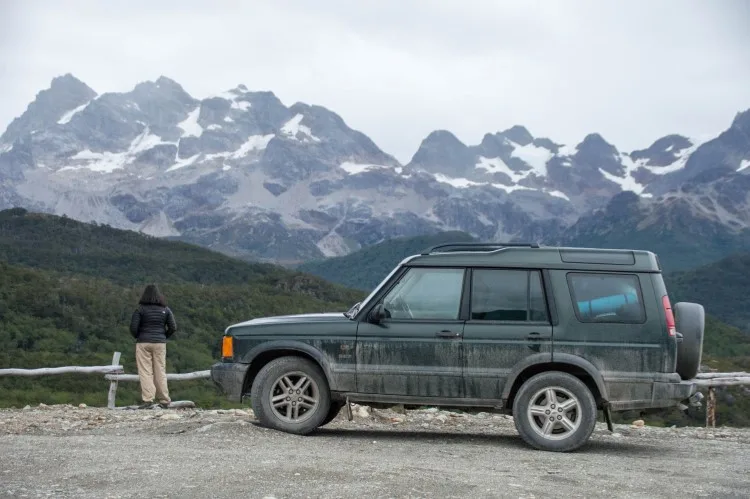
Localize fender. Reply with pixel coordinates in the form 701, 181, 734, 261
240, 340, 338, 390
501, 352, 609, 402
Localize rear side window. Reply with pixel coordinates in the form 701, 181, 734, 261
567, 273, 645, 324
470, 269, 549, 322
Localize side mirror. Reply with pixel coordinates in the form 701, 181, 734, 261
369, 304, 387, 324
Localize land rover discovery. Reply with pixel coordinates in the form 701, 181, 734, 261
211, 243, 704, 452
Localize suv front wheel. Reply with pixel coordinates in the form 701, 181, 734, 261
250, 356, 331, 435
512, 371, 597, 452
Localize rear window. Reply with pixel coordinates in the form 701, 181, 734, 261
567, 273, 646, 324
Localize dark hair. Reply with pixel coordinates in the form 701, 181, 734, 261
139, 284, 166, 307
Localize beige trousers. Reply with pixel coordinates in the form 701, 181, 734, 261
135, 343, 171, 404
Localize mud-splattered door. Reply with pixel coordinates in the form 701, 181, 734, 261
462, 268, 553, 399
355, 267, 467, 397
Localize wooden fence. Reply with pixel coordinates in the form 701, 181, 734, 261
0, 352, 748, 426
0, 351, 210, 409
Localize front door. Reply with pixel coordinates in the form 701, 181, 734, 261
462, 268, 553, 399
356, 267, 466, 398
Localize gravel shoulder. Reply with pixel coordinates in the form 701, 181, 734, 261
1, 404, 749, 498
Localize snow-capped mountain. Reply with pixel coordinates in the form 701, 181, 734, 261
1, 74, 749, 262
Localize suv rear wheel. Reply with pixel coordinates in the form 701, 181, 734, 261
250, 356, 331, 435
512, 371, 597, 452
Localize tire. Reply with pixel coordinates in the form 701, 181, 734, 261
250, 356, 331, 435
512, 371, 597, 452
320, 402, 345, 426
674, 302, 705, 381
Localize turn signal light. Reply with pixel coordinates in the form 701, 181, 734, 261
222, 335, 234, 359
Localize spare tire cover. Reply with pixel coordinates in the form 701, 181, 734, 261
674, 302, 705, 381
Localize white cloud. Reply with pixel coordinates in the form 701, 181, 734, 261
0, 0, 748, 164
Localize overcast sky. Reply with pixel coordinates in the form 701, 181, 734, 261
1, 0, 748, 163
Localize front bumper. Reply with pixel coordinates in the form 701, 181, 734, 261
210, 362, 250, 403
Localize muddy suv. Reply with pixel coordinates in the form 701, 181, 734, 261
211, 243, 704, 452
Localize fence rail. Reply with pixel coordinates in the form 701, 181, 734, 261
1, 352, 747, 427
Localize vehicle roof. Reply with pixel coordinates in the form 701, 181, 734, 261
406, 243, 661, 273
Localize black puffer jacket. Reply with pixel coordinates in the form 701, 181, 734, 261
130, 304, 177, 343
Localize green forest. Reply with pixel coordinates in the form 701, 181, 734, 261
0, 208, 364, 408
1, 208, 748, 427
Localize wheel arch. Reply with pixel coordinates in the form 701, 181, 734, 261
502, 354, 609, 410
240, 341, 335, 399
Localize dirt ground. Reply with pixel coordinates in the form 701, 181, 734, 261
1, 403, 749, 498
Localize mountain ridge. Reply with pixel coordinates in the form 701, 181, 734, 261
1, 74, 750, 263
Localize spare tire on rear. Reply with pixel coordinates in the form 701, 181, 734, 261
674, 302, 705, 380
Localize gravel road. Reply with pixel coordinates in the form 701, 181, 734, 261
1, 404, 749, 498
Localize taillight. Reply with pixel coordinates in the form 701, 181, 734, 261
662, 295, 676, 336
222, 335, 234, 359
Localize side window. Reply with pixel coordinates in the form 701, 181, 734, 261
470, 269, 549, 322
381, 268, 465, 320
567, 273, 645, 324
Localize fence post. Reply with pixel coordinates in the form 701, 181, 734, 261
705, 387, 716, 428
107, 352, 122, 410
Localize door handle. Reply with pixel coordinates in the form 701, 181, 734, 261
435, 330, 461, 338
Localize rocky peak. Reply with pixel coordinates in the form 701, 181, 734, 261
499, 125, 534, 146
574, 133, 623, 176
1, 74, 97, 144
407, 130, 474, 176
630, 134, 693, 167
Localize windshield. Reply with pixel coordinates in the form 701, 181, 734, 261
343, 256, 416, 319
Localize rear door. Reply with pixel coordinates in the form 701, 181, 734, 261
462, 268, 553, 399
356, 267, 466, 398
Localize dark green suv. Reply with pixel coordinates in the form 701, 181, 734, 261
211, 243, 704, 452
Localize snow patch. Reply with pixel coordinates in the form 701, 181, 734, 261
57, 100, 92, 125
281, 114, 321, 142
0, 143, 12, 154
57, 127, 174, 174
316, 232, 351, 257
207, 124, 222, 131
178, 107, 203, 137
129, 128, 171, 155
340, 162, 391, 175
738, 159, 750, 172
224, 116, 234, 123
491, 183, 535, 194
509, 141, 552, 177
61, 150, 128, 173
166, 154, 200, 172
557, 144, 578, 156
434, 173, 482, 188
232, 134, 274, 158
599, 165, 645, 195
233, 100, 251, 111
639, 139, 702, 175
546, 190, 570, 201
476, 156, 523, 182
222, 165, 232, 171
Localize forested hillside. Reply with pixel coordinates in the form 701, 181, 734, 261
0, 208, 365, 408
298, 231, 475, 291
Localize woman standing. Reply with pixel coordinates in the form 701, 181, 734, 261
129, 284, 177, 409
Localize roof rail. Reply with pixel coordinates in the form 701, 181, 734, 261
421, 242, 540, 255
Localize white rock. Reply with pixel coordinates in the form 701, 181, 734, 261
78, 404, 87, 409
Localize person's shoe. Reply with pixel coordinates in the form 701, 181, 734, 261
158, 402, 170, 409
138, 401, 155, 409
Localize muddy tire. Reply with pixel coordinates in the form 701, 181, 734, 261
512, 371, 597, 452
675, 302, 705, 381
250, 356, 331, 435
